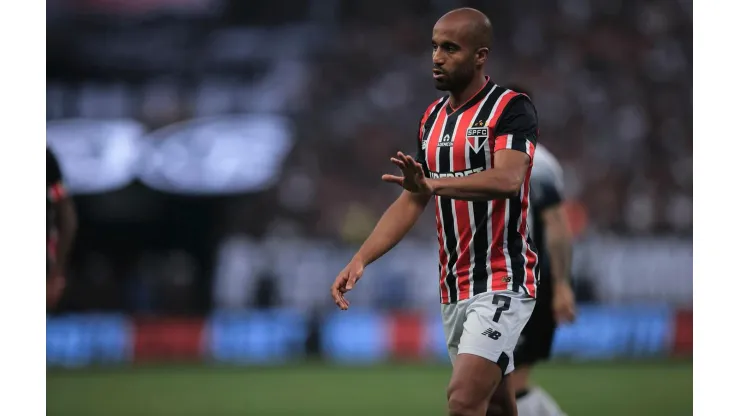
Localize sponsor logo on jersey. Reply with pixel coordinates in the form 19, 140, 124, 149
437, 134, 453, 147
429, 167, 484, 179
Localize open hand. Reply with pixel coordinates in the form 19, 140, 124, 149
381, 152, 432, 195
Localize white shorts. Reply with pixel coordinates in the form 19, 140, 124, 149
441, 290, 535, 375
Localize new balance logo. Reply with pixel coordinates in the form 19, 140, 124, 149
482, 328, 502, 340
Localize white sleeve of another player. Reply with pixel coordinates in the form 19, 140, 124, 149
531, 146, 565, 201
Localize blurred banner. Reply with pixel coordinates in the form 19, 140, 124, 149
46, 119, 145, 194
138, 115, 294, 195
47, 306, 692, 368
207, 310, 308, 363
47, 116, 294, 195
672, 309, 692, 357
133, 317, 205, 362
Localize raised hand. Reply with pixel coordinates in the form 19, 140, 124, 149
381, 152, 432, 195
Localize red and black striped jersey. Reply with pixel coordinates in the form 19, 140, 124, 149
415, 77, 540, 304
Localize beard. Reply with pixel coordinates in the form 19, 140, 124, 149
433, 65, 475, 92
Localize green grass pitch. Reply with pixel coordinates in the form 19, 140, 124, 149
47, 360, 692, 416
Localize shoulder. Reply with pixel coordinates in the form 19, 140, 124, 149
499, 90, 537, 122
420, 96, 449, 125
532, 146, 564, 189
492, 90, 538, 135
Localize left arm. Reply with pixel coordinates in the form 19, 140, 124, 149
427, 150, 531, 200
542, 204, 572, 286
427, 96, 538, 201
48, 149, 77, 276
532, 148, 577, 323
54, 198, 78, 275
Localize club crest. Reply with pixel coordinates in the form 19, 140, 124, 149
466, 124, 489, 154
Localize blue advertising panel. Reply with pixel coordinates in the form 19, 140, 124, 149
321, 310, 388, 363
551, 305, 672, 359
207, 309, 307, 364
424, 305, 673, 362
47, 314, 131, 367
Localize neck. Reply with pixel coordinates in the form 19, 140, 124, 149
449, 73, 488, 110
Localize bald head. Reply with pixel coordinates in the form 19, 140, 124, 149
431, 8, 492, 92
435, 8, 493, 50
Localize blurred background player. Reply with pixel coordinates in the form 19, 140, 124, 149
504, 86, 576, 416
47, 147, 77, 309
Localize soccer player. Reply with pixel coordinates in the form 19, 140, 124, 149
47, 147, 77, 308
506, 87, 576, 416
330, 8, 539, 416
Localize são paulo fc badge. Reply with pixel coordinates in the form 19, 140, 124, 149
466, 122, 489, 154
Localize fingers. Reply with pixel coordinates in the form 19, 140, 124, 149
554, 304, 577, 324
346, 274, 359, 291
412, 160, 425, 176
331, 278, 350, 311
389, 152, 423, 184
402, 153, 416, 166
332, 286, 350, 310
331, 265, 365, 311
390, 158, 407, 170
391, 153, 416, 170
381, 174, 404, 185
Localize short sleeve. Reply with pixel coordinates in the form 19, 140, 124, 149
47, 148, 67, 202
530, 147, 565, 209
492, 96, 538, 157
414, 115, 430, 177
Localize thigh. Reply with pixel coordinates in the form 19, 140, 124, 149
448, 351, 503, 414
459, 291, 535, 376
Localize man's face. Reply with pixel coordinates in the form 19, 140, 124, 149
431, 21, 482, 92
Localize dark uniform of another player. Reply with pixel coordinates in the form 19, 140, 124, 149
511, 143, 573, 416
515, 145, 565, 366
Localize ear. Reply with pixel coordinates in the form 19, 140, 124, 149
475, 47, 489, 66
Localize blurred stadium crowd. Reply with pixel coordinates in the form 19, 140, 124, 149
46, 0, 692, 315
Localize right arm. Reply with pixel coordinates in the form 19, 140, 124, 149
47, 148, 78, 277
331, 114, 432, 309
353, 190, 430, 267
